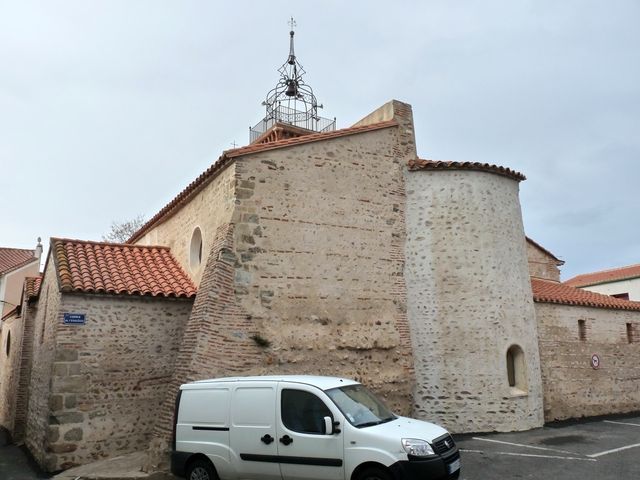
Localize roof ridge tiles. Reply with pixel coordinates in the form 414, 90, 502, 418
51, 237, 171, 250
565, 263, 640, 287
409, 158, 526, 182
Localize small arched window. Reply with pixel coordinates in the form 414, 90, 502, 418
506, 344, 527, 393
5, 331, 10, 357
190, 227, 204, 270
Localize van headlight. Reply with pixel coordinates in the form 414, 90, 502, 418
401, 438, 435, 456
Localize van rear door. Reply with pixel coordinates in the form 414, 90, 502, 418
175, 386, 232, 477
276, 382, 345, 480
230, 382, 281, 480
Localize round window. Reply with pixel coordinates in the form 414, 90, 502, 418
190, 227, 203, 270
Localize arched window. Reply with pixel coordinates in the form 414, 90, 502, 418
506, 344, 527, 392
190, 227, 204, 270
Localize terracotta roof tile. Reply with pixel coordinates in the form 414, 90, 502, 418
51, 238, 196, 299
408, 159, 526, 182
565, 264, 640, 288
128, 120, 398, 243
225, 120, 397, 158
25, 276, 42, 301
532, 278, 640, 311
0, 248, 36, 275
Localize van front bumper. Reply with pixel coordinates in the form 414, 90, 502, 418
389, 450, 460, 480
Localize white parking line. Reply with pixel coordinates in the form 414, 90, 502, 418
603, 420, 640, 427
471, 436, 580, 456
587, 443, 640, 458
461, 449, 597, 462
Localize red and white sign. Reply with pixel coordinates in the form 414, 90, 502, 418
591, 353, 601, 369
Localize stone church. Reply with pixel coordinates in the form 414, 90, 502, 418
1, 27, 639, 473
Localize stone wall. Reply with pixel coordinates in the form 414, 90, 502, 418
536, 302, 640, 421
0, 311, 23, 435
136, 164, 236, 286
230, 119, 415, 412
32, 293, 192, 471
13, 296, 38, 441
405, 169, 544, 433
147, 103, 417, 466
26, 264, 62, 470
527, 241, 561, 281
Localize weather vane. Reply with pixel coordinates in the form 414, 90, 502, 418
288, 17, 296, 30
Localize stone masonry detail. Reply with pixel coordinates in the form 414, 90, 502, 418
405, 169, 544, 433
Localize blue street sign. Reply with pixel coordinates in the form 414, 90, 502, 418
63, 313, 86, 325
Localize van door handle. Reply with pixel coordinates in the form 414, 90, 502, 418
261, 434, 274, 444
279, 435, 293, 445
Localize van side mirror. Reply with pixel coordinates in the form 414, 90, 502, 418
323, 416, 333, 435
323, 417, 341, 435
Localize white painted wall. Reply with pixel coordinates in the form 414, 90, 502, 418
404, 168, 544, 433
580, 278, 640, 301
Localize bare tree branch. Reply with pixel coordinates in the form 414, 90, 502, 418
102, 214, 146, 243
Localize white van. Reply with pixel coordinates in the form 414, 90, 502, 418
171, 376, 460, 480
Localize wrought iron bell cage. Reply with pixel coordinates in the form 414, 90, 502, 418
250, 19, 335, 143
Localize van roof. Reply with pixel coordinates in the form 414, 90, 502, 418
182, 375, 360, 391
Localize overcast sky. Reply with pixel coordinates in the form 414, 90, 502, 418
1, 1, 638, 280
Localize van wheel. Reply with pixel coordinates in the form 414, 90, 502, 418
186, 458, 217, 480
356, 466, 393, 480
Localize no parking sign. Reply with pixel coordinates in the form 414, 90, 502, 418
591, 353, 601, 369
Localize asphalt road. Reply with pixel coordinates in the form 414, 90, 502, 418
0, 429, 50, 480
2, 415, 639, 480
454, 413, 640, 480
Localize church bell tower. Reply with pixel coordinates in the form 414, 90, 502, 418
249, 18, 335, 144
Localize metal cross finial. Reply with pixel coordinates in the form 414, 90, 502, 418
288, 17, 296, 31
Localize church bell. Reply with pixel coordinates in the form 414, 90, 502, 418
285, 80, 298, 97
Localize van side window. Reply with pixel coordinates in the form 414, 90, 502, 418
281, 389, 332, 434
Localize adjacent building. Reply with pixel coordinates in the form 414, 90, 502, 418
566, 264, 640, 301
0, 241, 42, 317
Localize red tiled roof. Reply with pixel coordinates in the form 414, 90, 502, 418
225, 120, 397, 158
128, 120, 398, 243
408, 159, 526, 182
51, 238, 196, 298
565, 264, 640, 288
0, 248, 36, 275
25, 276, 42, 301
525, 237, 564, 265
532, 278, 640, 311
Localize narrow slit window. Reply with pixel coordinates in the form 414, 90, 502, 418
506, 348, 516, 387
578, 320, 587, 341
190, 227, 204, 270
506, 345, 527, 393
627, 323, 634, 344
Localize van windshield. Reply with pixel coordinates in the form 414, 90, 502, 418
325, 384, 396, 428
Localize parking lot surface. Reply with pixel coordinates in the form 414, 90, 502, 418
454, 413, 640, 480
0, 429, 50, 480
